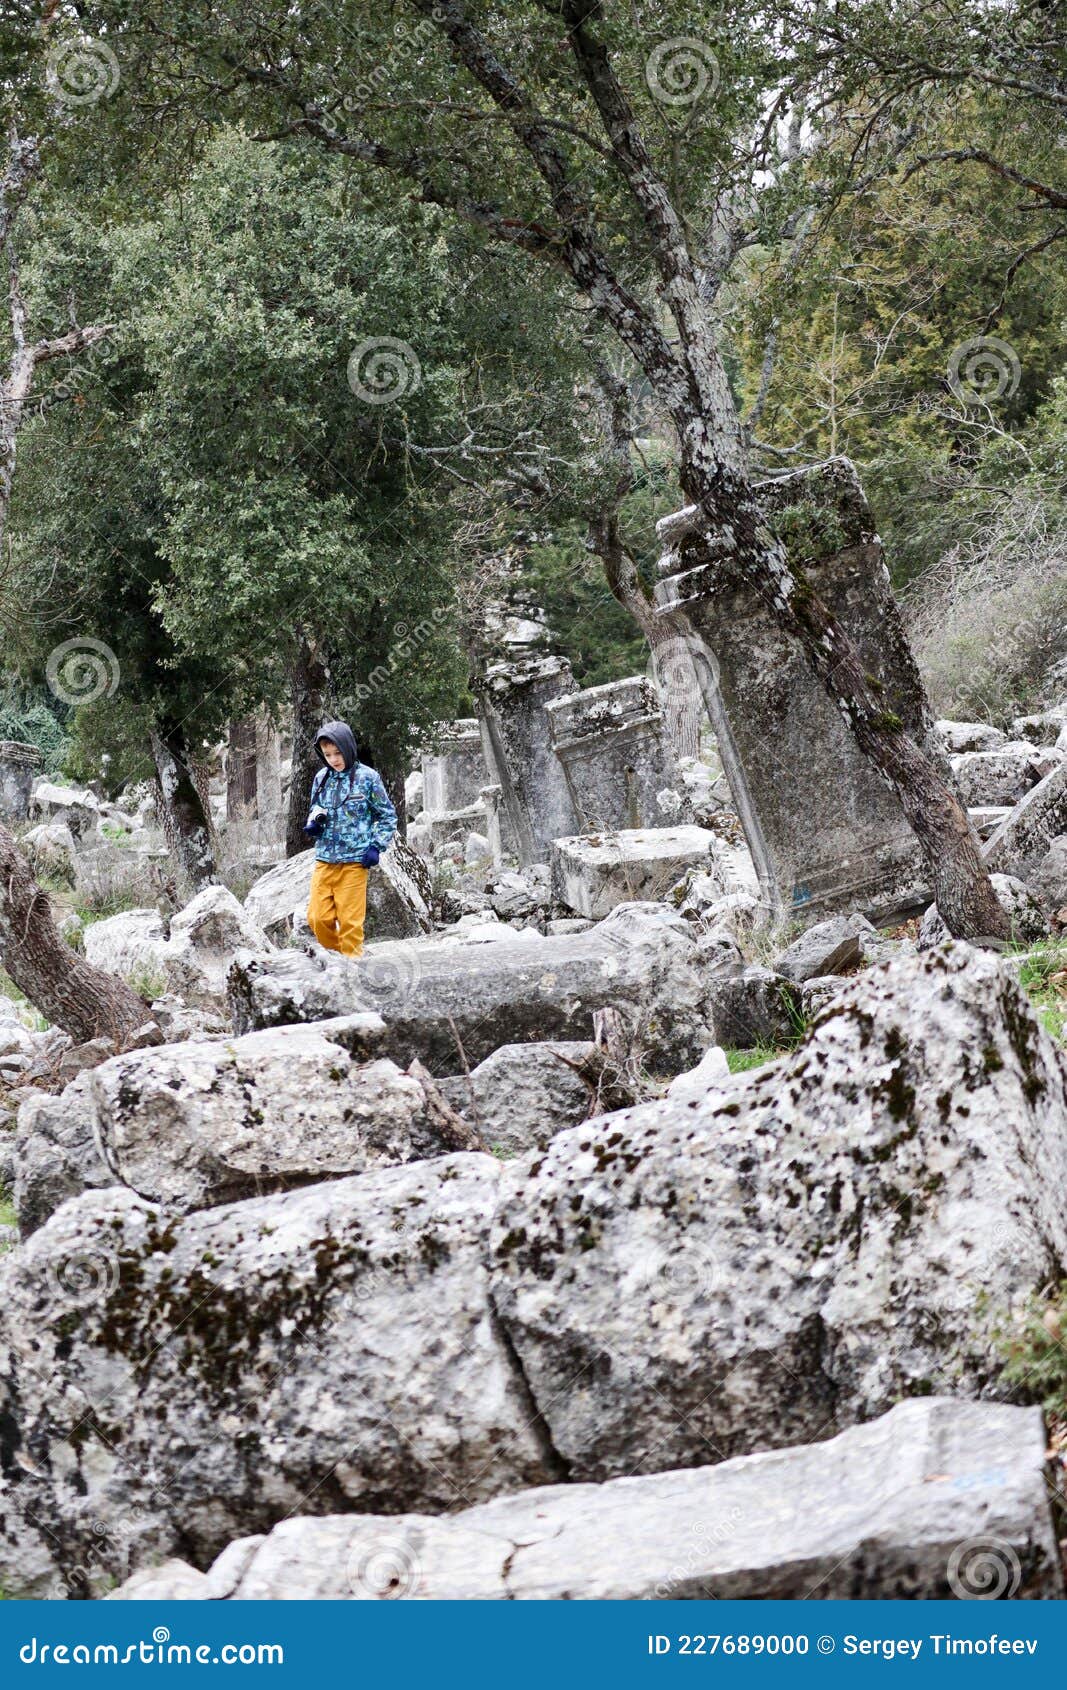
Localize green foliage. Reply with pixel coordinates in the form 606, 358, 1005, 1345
0, 684, 67, 770
991, 1283, 1067, 1420
8, 129, 584, 780
1015, 939, 1067, 1048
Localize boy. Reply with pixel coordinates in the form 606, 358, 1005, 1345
304, 719, 397, 957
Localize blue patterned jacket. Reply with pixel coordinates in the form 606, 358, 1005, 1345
307, 763, 398, 864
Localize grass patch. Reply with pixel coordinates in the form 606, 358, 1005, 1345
0, 970, 48, 1033
72, 887, 145, 926
1014, 937, 1067, 1046
126, 965, 168, 1003
0, 1188, 17, 1233
991, 1281, 1067, 1425
724, 1045, 785, 1074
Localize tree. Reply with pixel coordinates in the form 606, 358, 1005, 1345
0, 823, 158, 1045
8, 128, 586, 864
100, 0, 1040, 934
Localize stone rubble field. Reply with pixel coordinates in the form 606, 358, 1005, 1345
1, 695, 1066, 1602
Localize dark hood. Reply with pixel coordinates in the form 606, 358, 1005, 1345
314, 720, 358, 772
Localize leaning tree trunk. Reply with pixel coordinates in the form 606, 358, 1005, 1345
150, 725, 217, 895
286, 638, 330, 857
0, 823, 161, 1046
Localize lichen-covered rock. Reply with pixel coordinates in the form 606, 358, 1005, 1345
936, 720, 1007, 754
706, 965, 801, 1048
0, 1156, 555, 1596
984, 761, 1067, 883
12, 1073, 114, 1235
918, 873, 1048, 950
105, 1398, 1064, 1601
949, 743, 1054, 808
489, 945, 1067, 1483
21, 822, 78, 882
774, 912, 874, 983
84, 886, 274, 1008
229, 902, 720, 1074
88, 1015, 477, 1211
436, 1040, 595, 1156
1030, 836, 1067, 915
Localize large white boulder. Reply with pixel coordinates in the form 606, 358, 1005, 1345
84, 885, 273, 1008
490, 944, 1067, 1481
551, 826, 754, 920
105, 1398, 1063, 1600
89, 1015, 478, 1210
0, 1156, 555, 1596
950, 743, 1059, 808
229, 902, 723, 1075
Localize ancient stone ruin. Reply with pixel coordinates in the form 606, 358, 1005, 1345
655, 457, 944, 924
0, 739, 43, 825
545, 675, 676, 832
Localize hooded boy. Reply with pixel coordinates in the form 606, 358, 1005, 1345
304, 720, 397, 957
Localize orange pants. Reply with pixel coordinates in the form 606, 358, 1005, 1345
307, 860, 369, 957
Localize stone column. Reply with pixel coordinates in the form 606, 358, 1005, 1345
474, 655, 579, 865
421, 719, 487, 815
655, 456, 942, 924
545, 677, 676, 832
0, 740, 43, 824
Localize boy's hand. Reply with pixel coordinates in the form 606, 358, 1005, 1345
360, 845, 381, 868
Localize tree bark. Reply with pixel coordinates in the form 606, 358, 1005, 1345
0, 823, 161, 1046
286, 638, 330, 857
225, 716, 258, 823
150, 725, 218, 895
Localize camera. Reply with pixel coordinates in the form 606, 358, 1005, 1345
304, 805, 328, 839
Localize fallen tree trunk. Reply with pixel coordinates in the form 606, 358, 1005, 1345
0, 823, 161, 1046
